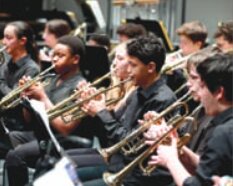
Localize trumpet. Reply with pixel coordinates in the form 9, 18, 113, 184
103, 115, 194, 186
48, 77, 131, 122
161, 53, 191, 74
47, 72, 111, 116
0, 46, 7, 65
98, 90, 192, 163
161, 44, 219, 74
0, 64, 55, 111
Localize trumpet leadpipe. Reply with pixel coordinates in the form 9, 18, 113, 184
0, 64, 55, 110
99, 98, 190, 163
48, 77, 131, 121
103, 115, 193, 186
47, 72, 111, 115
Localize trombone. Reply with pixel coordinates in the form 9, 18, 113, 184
47, 77, 131, 122
98, 90, 192, 163
0, 64, 55, 111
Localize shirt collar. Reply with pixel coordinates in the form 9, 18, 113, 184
211, 107, 233, 126
137, 78, 164, 99
8, 55, 31, 69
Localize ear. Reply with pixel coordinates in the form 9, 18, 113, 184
147, 61, 156, 73
72, 54, 80, 65
20, 36, 27, 46
214, 86, 225, 101
194, 41, 202, 49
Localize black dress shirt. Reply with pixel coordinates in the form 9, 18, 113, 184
184, 107, 233, 186
0, 55, 40, 98
0, 56, 39, 131
97, 78, 178, 186
185, 107, 213, 154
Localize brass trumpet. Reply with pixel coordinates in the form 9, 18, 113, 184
0, 46, 7, 65
103, 115, 194, 186
48, 77, 131, 122
47, 72, 111, 115
99, 91, 192, 163
0, 64, 55, 111
161, 44, 219, 74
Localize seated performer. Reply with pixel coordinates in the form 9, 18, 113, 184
149, 53, 233, 186
4, 35, 86, 186
214, 20, 233, 53
69, 35, 177, 186
39, 19, 71, 66
0, 21, 40, 157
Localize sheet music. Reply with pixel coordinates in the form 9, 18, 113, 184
30, 99, 82, 186
29, 99, 62, 154
33, 157, 82, 186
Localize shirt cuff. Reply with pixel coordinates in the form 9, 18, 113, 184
96, 109, 115, 124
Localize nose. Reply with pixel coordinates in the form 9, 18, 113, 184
52, 55, 59, 63
186, 79, 191, 88
2, 37, 7, 45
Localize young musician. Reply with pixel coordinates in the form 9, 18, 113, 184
116, 22, 147, 43
0, 21, 40, 99
76, 35, 177, 186
214, 20, 233, 53
86, 34, 111, 53
176, 20, 208, 56
4, 35, 86, 186
162, 21, 208, 110
0, 21, 40, 157
39, 19, 71, 70
149, 53, 233, 186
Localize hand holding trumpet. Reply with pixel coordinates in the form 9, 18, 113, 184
19, 75, 47, 101
148, 133, 179, 168
77, 81, 106, 117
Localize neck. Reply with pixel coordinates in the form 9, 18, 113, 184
141, 73, 160, 90
12, 49, 27, 62
59, 67, 79, 80
217, 102, 233, 113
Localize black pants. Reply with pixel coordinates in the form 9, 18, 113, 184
5, 131, 40, 186
67, 148, 107, 186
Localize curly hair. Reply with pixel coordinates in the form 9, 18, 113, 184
127, 35, 166, 73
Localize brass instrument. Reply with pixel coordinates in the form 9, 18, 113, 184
0, 46, 7, 65
47, 72, 111, 116
161, 53, 191, 74
0, 64, 55, 110
72, 22, 87, 41
174, 82, 187, 95
161, 44, 219, 74
48, 77, 131, 122
98, 91, 192, 163
103, 115, 194, 186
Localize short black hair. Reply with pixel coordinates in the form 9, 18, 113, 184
117, 23, 147, 39
197, 53, 233, 102
57, 35, 85, 64
88, 34, 111, 51
126, 35, 166, 73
